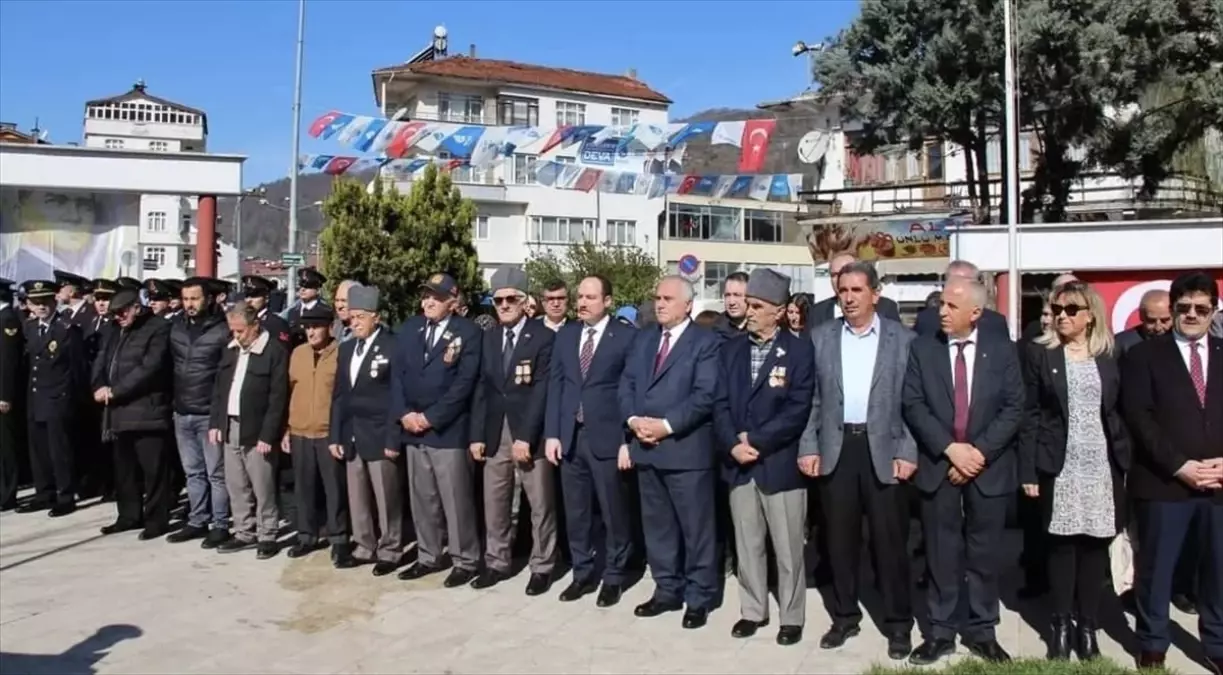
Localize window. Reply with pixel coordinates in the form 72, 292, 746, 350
555, 101, 586, 127
744, 210, 782, 243
104, 138, 124, 149
553, 156, 576, 165
498, 97, 539, 126
438, 151, 482, 183
666, 203, 741, 241
605, 220, 636, 246
143, 246, 167, 268
472, 216, 489, 240
529, 216, 594, 244
181, 212, 193, 233
610, 107, 639, 128
149, 140, 169, 152
180, 247, 193, 266
986, 134, 1034, 174
146, 211, 167, 232
702, 262, 743, 300
512, 154, 538, 185
437, 93, 484, 124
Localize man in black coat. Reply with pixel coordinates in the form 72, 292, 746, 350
913, 261, 1010, 338
19, 280, 84, 517
808, 253, 902, 328
1115, 289, 1173, 361
92, 290, 175, 539
77, 278, 118, 502
0, 277, 24, 510
242, 275, 292, 348
469, 266, 557, 594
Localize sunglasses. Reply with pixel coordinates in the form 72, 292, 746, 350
1050, 303, 1087, 317
1175, 302, 1214, 317
492, 296, 521, 307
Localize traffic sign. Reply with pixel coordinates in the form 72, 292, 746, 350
280, 252, 306, 267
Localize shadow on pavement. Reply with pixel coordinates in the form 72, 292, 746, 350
0, 624, 142, 675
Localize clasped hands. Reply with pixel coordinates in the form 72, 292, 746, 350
92, 387, 113, 405
1175, 458, 1223, 491
399, 412, 432, 435
629, 417, 670, 445
946, 442, 986, 486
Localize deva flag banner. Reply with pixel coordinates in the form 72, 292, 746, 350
577, 137, 686, 173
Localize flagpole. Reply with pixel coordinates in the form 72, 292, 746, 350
1003, 0, 1021, 339
286, 0, 306, 300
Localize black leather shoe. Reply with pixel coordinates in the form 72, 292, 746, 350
820, 624, 860, 649
524, 573, 551, 596
964, 639, 1011, 662
777, 625, 803, 646
216, 538, 256, 554
1074, 619, 1100, 661
100, 520, 142, 536
0, 500, 17, 512
138, 526, 169, 541
595, 584, 622, 608
1047, 614, 1073, 660
681, 608, 708, 629
48, 503, 76, 518
287, 541, 325, 559
471, 569, 507, 590
443, 567, 478, 588
634, 598, 682, 618
1172, 593, 1197, 615
256, 542, 279, 560
887, 634, 913, 660
166, 525, 208, 544
732, 618, 768, 638
909, 638, 956, 666
372, 561, 398, 577
398, 563, 444, 581
559, 578, 598, 602
332, 548, 358, 569
16, 501, 51, 514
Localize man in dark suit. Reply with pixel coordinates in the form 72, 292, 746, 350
468, 267, 557, 593
76, 278, 118, 501
242, 275, 292, 347
902, 277, 1025, 665
1115, 289, 1172, 360
716, 269, 814, 646
330, 286, 401, 576
392, 273, 484, 588
800, 261, 918, 659
1122, 271, 1223, 673
913, 261, 1010, 338
19, 280, 85, 517
619, 275, 722, 629
285, 267, 332, 349
808, 253, 901, 328
545, 274, 638, 607
0, 277, 24, 510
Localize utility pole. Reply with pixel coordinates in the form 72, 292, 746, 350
286, 0, 306, 300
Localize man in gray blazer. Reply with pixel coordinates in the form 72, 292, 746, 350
798, 260, 918, 661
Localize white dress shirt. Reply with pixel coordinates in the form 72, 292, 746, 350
426, 316, 451, 349
948, 328, 979, 405
1174, 330, 1210, 386
227, 329, 271, 416
579, 315, 611, 354
502, 317, 527, 350
627, 318, 691, 433
350, 328, 381, 385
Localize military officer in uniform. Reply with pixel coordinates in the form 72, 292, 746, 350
86, 279, 118, 359
286, 267, 331, 349
19, 280, 84, 517
242, 275, 292, 347
146, 279, 176, 317
1, 277, 25, 510
56, 270, 97, 329
116, 277, 142, 292
165, 279, 184, 318
79, 278, 119, 501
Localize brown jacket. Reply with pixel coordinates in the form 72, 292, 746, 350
287, 339, 339, 439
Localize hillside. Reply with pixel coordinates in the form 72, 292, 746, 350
230, 106, 825, 259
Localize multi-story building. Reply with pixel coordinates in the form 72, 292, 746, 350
371, 27, 672, 281
82, 80, 238, 279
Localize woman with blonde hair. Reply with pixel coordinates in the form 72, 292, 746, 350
1019, 281, 1130, 661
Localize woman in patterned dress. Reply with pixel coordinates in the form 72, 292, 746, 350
1020, 281, 1131, 661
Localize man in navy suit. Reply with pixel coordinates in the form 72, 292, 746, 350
715, 269, 815, 646
389, 273, 484, 588
545, 275, 638, 608
619, 275, 721, 629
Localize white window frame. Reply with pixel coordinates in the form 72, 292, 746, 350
146, 211, 167, 233
437, 93, 484, 124
555, 101, 586, 127
529, 216, 595, 245
513, 154, 538, 185
180, 212, 192, 233
610, 107, 639, 128
498, 97, 539, 126
104, 138, 124, 150
180, 247, 193, 266
472, 215, 490, 240
149, 140, 169, 152
143, 246, 167, 268
604, 219, 636, 246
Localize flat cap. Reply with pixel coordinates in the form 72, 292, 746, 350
115, 277, 142, 291
145, 278, 174, 300
297, 267, 326, 289
242, 275, 275, 297
165, 279, 183, 295
746, 268, 791, 307
53, 269, 89, 289
420, 272, 458, 298
92, 279, 119, 297
349, 285, 380, 312
109, 289, 141, 313
299, 303, 335, 325
489, 265, 529, 294
21, 279, 59, 300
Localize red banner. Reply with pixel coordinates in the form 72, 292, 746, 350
1076, 270, 1223, 334
738, 119, 775, 173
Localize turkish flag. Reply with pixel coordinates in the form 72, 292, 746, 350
738, 119, 776, 173
676, 175, 699, 195
308, 110, 342, 138
322, 156, 355, 176
385, 122, 427, 158
1077, 270, 1223, 333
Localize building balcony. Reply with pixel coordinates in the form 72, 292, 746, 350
375, 169, 525, 204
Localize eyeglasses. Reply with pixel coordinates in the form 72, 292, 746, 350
492, 296, 521, 307
1175, 302, 1215, 317
1050, 303, 1087, 317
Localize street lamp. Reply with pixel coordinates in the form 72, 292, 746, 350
286, 0, 306, 300
792, 40, 825, 85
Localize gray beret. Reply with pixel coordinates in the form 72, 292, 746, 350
746, 268, 791, 307
490, 265, 529, 294
348, 285, 380, 312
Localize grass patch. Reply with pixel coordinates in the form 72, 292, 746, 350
865, 658, 1174, 675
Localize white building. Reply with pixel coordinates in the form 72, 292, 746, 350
81, 80, 238, 279
371, 28, 672, 282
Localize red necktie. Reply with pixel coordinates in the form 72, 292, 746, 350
576, 328, 596, 423
653, 330, 672, 376
953, 341, 972, 442
1189, 341, 1206, 407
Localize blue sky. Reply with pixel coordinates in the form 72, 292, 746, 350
0, 0, 859, 187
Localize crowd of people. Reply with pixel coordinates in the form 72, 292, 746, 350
0, 256, 1219, 673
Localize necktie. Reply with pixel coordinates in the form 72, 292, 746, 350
1189, 341, 1206, 407
39, 323, 48, 337
356, 340, 365, 357
94, 316, 102, 332
425, 322, 437, 354
953, 340, 973, 442
579, 328, 596, 379
653, 330, 672, 376
503, 328, 516, 377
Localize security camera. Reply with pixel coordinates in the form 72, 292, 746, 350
792, 41, 808, 57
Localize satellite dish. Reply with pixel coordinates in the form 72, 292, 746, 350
797, 130, 831, 164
